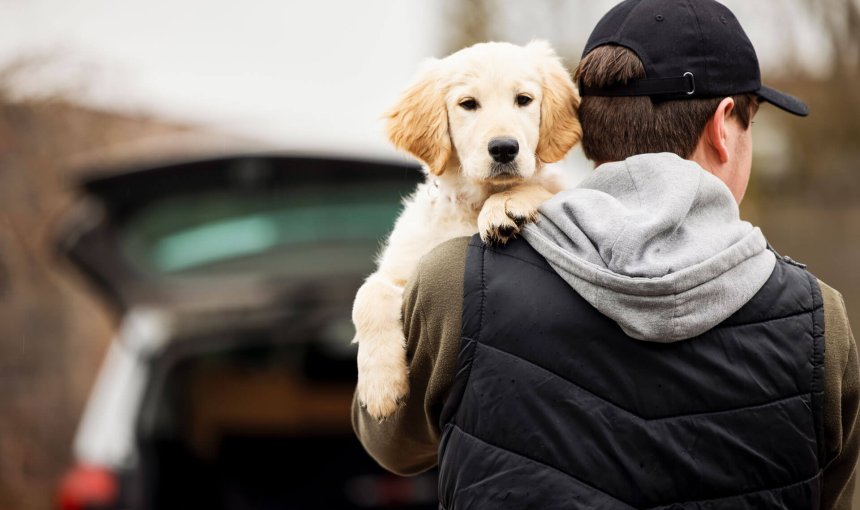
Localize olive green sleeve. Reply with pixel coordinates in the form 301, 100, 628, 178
351, 237, 469, 476
820, 280, 860, 509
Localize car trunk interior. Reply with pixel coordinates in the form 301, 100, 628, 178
137, 331, 438, 510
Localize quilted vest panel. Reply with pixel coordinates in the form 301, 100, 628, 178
438, 237, 824, 510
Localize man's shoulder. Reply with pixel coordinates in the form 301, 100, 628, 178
819, 279, 846, 306
819, 279, 854, 364
819, 279, 850, 331
412, 236, 471, 291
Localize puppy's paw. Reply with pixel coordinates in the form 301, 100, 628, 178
503, 191, 547, 228
355, 328, 410, 420
479, 194, 520, 245
479, 184, 554, 245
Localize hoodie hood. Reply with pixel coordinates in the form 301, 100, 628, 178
522, 153, 776, 342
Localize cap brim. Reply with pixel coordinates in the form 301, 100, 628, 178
758, 85, 809, 117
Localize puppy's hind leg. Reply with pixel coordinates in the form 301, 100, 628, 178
353, 273, 409, 420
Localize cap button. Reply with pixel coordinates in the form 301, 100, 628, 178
655, 14, 665, 21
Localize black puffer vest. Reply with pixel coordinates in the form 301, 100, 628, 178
438, 237, 824, 509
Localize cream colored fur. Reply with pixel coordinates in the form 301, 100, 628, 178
354, 40, 581, 419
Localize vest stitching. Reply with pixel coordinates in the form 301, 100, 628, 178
806, 269, 826, 468
450, 420, 823, 509
806, 269, 821, 469
477, 244, 487, 342
447, 423, 638, 509
643, 470, 822, 509
452, 394, 822, 508
450, 337, 478, 423
476, 340, 816, 422
438, 339, 478, 510
472, 242, 555, 276
718, 306, 816, 329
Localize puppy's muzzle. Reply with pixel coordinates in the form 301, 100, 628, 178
488, 137, 519, 164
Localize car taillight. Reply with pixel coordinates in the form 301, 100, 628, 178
346, 473, 437, 507
56, 464, 118, 510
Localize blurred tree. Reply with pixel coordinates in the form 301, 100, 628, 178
441, 0, 495, 55
0, 58, 211, 510
749, 0, 860, 204
801, 0, 860, 76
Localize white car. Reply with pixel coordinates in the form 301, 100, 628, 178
54, 154, 438, 510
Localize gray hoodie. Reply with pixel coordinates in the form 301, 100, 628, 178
522, 152, 776, 343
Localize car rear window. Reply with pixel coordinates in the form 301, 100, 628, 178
119, 186, 408, 277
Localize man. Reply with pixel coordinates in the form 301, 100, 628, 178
353, 0, 859, 508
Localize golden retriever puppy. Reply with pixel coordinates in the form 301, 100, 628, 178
353, 40, 581, 419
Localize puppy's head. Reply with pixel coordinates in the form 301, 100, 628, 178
386, 40, 581, 183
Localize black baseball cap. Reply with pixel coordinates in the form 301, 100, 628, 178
580, 0, 809, 116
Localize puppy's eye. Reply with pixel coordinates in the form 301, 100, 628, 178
516, 94, 533, 107
459, 98, 479, 111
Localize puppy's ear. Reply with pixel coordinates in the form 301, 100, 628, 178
528, 40, 582, 164
385, 60, 452, 176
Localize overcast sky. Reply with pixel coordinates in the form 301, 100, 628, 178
0, 0, 831, 158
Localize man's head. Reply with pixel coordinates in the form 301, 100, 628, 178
576, 0, 808, 203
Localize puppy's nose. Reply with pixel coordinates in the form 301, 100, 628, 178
488, 137, 519, 164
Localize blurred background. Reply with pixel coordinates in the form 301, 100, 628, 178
0, 0, 857, 509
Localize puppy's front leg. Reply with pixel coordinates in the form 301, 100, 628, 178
353, 272, 409, 420
352, 197, 430, 420
478, 183, 553, 244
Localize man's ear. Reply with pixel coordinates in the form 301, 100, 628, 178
707, 97, 736, 164
385, 60, 452, 176
527, 40, 582, 164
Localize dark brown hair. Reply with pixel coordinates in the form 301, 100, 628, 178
574, 45, 757, 163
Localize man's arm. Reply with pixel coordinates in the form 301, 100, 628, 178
821, 281, 860, 509
351, 237, 469, 475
